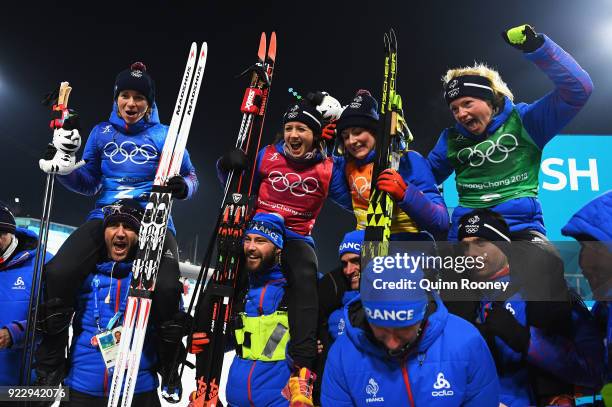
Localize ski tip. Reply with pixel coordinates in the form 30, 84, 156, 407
200, 42, 208, 58
267, 32, 277, 62
258, 32, 267, 62
190, 42, 197, 58
389, 28, 398, 50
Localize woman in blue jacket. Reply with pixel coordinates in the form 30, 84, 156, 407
63, 201, 160, 406
36, 62, 197, 385
321, 252, 500, 406
0, 204, 53, 385
329, 90, 449, 239
428, 24, 593, 241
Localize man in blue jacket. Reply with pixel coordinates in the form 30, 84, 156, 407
321, 245, 500, 406
224, 212, 292, 406
323, 230, 363, 344
458, 209, 604, 405
63, 200, 162, 406
562, 191, 612, 405
0, 204, 53, 385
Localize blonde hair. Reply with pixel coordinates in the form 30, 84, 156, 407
442, 62, 514, 105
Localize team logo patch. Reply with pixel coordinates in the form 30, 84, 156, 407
12, 276, 25, 290
365, 378, 384, 403
432, 372, 454, 397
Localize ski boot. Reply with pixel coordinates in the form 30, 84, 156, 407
158, 311, 193, 403
282, 366, 317, 407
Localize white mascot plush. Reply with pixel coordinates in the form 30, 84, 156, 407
39, 119, 85, 175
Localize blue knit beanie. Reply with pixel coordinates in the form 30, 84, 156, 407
113, 62, 156, 105
0, 203, 16, 235
245, 213, 285, 249
338, 230, 365, 258
360, 252, 429, 328
336, 89, 379, 137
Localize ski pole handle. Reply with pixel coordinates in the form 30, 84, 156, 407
50, 81, 72, 129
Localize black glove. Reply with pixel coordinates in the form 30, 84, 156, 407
167, 175, 188, 200
484, 303, 530, 353
159, 311, 193, 344
218, 148, 248, 172
502, 24, 544, 53
43, 143, 57, 160
527, 301, 572, 333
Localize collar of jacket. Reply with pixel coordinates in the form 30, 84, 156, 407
96, 260, 133, 278
248, 263, 285, 288
0, 228, 39, 270
274, 140, 326, 165
343, 293, 448, 361
109, 101, 161, 135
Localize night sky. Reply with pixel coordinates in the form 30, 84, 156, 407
1, 1, 610, 269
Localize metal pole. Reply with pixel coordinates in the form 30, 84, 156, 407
20, 173, 55, 386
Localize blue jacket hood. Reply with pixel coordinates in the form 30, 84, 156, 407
562, 191, 612, 242
343, 293, 447, 360
109, 101, 160, 135
1, 228, 39, 270
95, 260, 133, 278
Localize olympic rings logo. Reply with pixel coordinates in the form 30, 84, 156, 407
465, 225, 480, 234
456, 133, 518, 167
350, 175, 370, 201
103, 141, 158, 165
268, 171, 319, 197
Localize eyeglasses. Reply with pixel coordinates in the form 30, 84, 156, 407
102, 203, 142, 220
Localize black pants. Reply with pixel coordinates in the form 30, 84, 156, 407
60, 389, 161, 407
281, 240, 318, 371
38, 218, 182, 367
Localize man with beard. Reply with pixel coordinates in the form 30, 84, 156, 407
225, 213, 295, 406
60, 199, 163, 406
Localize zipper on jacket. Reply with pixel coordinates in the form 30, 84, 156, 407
257, 279, 284, 316
104, 275, 123, 397
401, 361, 416, 407
247, 360, 257, 407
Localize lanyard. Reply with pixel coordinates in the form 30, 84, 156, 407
91, 264, 130, 332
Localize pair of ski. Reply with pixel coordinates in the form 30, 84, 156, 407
106, 42, 208, 407
364, 29, 413, 258
185, 32, 277, 407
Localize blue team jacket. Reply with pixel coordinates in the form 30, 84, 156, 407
327, 290, 358, 342
0, 228, 52, 385
57, 102, 199, 233
562, 191, 612, 382
321, 295, 500, 406
64, 261, 158, 396
329, 150, 450, 238
428, 35, 594, 240
226, 264, 291, 407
